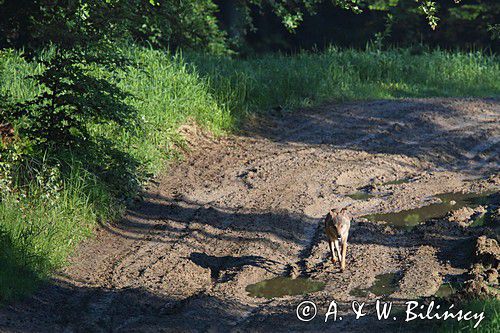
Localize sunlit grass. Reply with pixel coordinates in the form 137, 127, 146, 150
188, 46, 499, 119
0, 166, 115, 302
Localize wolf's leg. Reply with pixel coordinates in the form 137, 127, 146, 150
334, 239, 342, 268
341, 238, 348, 271
329, 240, 337, 263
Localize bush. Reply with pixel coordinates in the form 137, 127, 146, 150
0, 45, 231, 302
0, 0, 230, 54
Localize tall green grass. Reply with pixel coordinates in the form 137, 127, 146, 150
0, 44, 499, 303
188, 47, 499, 118
0, 166, 114, 301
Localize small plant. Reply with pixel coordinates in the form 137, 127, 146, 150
0, 45, 142, 199
488, 24, 500, 40
12, 47, 136, 150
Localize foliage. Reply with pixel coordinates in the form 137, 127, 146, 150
488, 24, 500, 40
384, 0, 499, 50
223, 0, 499, 53
2, 0, 492, 54
0, 44, 139, 207
0, 45, 231, 301
227, 0, 438, 33
119, 0, 229, 54
9, 48, 135, 149
0, 0, 123, 49
0, 0, 230, 54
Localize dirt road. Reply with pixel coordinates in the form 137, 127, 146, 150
1, 98, 499, 332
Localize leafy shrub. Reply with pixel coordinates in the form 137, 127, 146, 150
0, 0, 230, 54
10, 47, 136, 149
121, 0, 229, 53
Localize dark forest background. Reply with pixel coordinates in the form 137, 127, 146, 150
226, 0, 499, 53
1, 0, 498, 55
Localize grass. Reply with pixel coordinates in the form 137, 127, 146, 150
0, 44, 499, 303
188, 46, 499, 118
0, 46, 231, 302
0, 167, 114, 301
434, 298, 500, 333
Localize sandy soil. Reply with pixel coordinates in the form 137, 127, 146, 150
0, 98, 499, 332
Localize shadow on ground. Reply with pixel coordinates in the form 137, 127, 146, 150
0, 280, 250, 332
188, 252, 279, 281
248, 98, 499, 174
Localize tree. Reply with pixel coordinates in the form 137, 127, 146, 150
0, 0, 470, 53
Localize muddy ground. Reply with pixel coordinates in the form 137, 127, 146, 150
1, 98, 499, 332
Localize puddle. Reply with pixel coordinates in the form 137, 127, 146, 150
349, 287, 369, 298
347, 192, 376, 200
363, 191, 498, 228
470, 214, 488, 227
435, 282, 462, 298
469, 207, 497, 227
349, 273, 400, 298
380, 178, 412, 186
246, 277, 325, 299
349, 178, 413, 200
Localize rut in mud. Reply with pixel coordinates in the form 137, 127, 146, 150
1, 98, 499, 332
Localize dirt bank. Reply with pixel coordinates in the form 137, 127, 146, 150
0, 98, 498, 332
